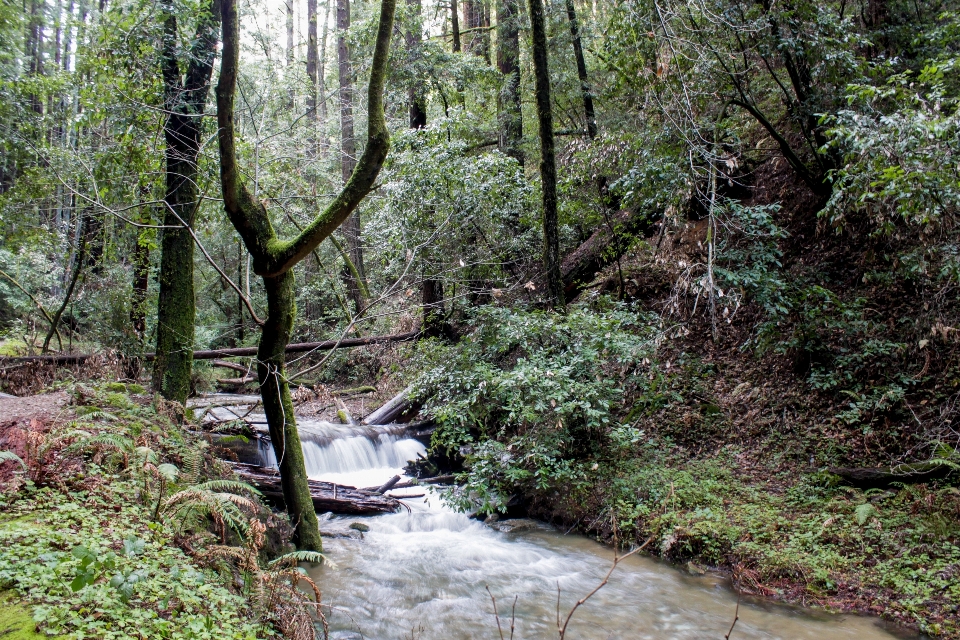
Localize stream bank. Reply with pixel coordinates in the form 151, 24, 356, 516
211, 393, 920, 640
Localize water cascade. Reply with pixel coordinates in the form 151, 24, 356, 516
198, 396, 914, 639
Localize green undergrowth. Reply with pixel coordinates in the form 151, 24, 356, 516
0, 383, 318, 639
415, 302, 960, 637
0, 483, 262, 639
0, 592, 57, 639
547, 449, 960, 636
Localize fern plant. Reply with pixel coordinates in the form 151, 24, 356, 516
204, 519, 328, 640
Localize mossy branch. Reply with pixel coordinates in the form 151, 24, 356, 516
216, 0, 396, 277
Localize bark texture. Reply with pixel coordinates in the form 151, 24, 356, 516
153, 0, 220, 404
451, 0, 461, 52
527, 0, 564, 310
406, 0, 427, 129
337, 0, 367, 312
496, 0, 523, 164
564, 0, 596, 139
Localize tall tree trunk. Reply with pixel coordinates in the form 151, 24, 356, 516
406, 0, 426, 128
286, 0, 295, 65
451, 0, 461, 52
130, 216, 150, 345
306, 0, 319, 155
26, 0, 44, 115
564, 0, 595, 139
496, 0, 522, 164
215, 0, 396, 550
54, 0, 63, 68
319, 0, 330, 123
405, 1, 441, 331
153, 0, 221, 404
127, 204, 151, 378
463, 0, 488, 59
421, 276, 445, 336
527, 0, 563, 310
61, 0, 73, 71
337, 0, 367, 312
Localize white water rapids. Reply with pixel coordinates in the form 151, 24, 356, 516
198, 396, 913, 639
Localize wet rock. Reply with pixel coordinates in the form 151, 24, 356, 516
686, 561, 706, 575
349, 522, 370, 532
489, 518, 540, 533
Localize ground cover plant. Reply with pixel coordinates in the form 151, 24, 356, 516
0, 384, 325, 639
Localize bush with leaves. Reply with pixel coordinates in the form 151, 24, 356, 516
414, 302, 658, 514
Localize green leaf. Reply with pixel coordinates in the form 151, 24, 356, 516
122, 536, 145, 557
0, 450, 26, 470
854, 502, 878, 525
156, 463, 179, 482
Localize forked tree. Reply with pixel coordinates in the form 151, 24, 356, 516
215, 0, 397, 551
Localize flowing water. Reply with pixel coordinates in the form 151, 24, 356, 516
196, 396, 915, 640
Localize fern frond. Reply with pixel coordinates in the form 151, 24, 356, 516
203, 545, 246, 562
192, 479, 262, 496
180, 448, 202, 484
135, 446, 159, 465
162, 489, 252, 538
65, 433, 133, 455
0, 450, 26, 470
80, 410, 120, 422
156, 463, 180, 482
268, 550, 333, 569
215, 492, 258, 512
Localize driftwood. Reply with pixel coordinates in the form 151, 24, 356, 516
376, 475, 402, 493
212, 359, 251, 374
0, 330, 421, 366
363, 385, 413, 425
830, 462, 957, 488
231, 462, 400, 515
335, 397, 358, 425
361, 474, 455, 492
216, 376, 256, 387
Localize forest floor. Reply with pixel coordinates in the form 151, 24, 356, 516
0, 385, 306, 640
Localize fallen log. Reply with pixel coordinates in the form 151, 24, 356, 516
230, 462, 400, 515
376, 475, 402, 494
830, 462, 957, 488
361, 474, 455, 492
0, 330, 421, 365
212, 359, 251, 374
363, 385, 413, 425
216, 376, 256, 387
559, 208, 656, 302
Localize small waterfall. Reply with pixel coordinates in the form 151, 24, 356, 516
257, 419, 427, 488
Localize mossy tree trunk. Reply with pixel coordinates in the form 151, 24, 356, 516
527, 0, 564, 311
337, 0, 368, 314
216, 0, 396, 550
564, 0, 595, 140
496, 0, 523, 165
153, 0, 221, 404
451, 0, 461, 52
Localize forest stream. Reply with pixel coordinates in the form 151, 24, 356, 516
201, 396, 917, 640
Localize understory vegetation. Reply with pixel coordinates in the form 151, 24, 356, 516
0, 384, 323, 639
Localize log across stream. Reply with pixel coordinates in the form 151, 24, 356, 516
196, 395, 915, 639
